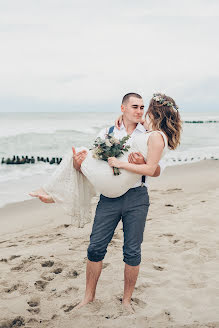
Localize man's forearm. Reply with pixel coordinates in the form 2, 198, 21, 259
152, 165, 161, 177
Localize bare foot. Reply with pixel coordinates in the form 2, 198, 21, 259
74, 298, 95, 310
29, 188, 54, 203
29, 188, 47, 197
38, 195, 54, 203
122, 301, 135, 314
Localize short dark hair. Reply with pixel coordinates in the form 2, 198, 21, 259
122, 93, 142, 105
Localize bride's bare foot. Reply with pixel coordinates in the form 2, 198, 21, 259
38, 195, 54, 203
29, 188, 47, 198
29, 188, 54, 203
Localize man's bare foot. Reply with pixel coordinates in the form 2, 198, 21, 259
29, 188, 54, 203
74, 298, 95, 310
122, 301, 135, 314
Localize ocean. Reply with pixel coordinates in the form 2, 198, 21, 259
0, 112, 219, 208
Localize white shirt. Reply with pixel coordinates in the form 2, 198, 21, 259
97, 122, 166, 188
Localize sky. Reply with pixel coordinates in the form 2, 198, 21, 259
0, 0, 219, 113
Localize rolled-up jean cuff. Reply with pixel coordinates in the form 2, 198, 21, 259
123, 255, 141, 266
87, 251, 105, 263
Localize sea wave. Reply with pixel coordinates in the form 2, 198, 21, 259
1, 116, 219, 138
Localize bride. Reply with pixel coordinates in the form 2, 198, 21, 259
30, 93, 182, 227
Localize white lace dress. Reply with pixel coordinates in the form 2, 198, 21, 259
43, 131, 168, 227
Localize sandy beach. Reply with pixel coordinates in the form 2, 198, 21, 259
0, 160, 219, 328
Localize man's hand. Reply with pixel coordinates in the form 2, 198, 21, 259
128, 152, 145, 164
128, 152, 161, 177
72, 147, 87, 171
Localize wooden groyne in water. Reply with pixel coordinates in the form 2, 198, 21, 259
1, 156, 63, 165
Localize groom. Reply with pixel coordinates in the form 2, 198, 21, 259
73, 93, 165, 311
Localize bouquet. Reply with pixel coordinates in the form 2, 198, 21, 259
92, 133, 130, 175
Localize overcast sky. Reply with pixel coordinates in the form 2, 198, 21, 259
0, 0, 218, 112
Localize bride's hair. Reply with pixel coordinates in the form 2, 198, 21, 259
146, 93, 182, 150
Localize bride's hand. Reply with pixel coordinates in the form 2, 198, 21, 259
108, 157, 123, 168
115, 115, 123, 130
72, 147, 87, 171
128, 152, 145, 164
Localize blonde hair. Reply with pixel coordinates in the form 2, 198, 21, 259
146, 93, 182, 150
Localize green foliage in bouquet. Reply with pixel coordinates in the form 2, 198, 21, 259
92, 133, 130, 175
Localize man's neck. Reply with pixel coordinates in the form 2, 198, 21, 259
122, 117, 138, 135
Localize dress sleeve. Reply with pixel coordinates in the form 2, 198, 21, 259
158, 159, 166, 176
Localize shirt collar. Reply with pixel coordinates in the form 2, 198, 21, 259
119, 121, 145, 133
119, 122, 126, 130
136, 122, 146, 133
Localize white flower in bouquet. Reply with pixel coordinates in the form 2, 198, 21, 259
105, 139, 112, 147
91, 133, 130, 175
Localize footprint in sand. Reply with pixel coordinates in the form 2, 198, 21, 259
4, 284, 20, 293
27, 307, 40, 314
131, 298, 147, 309
9, 255, 21, 261
153, 264, 165, 271
41, 272, 55, 281
199, 248, 216, 261
27, 297, 40, 307
11, 263, 24, 271
51, 314, 59, 320
0, 316, 25, 327
54, 286, 79, 298
27, 297, 40, 315
65, 269, 80, 279
135, 282, 151, 293
26, 318, 39, 324
41, 260, 54, 267
2, 281, 28, 295
61, 303, 78, 312
52, 267, 63, 274
34, 280, 48, 291
183, 240, 197, 250
150, 310, 173, 323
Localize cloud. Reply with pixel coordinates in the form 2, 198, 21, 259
0, 0, 218, 111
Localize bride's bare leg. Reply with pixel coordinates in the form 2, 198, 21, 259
29, 188, 55, 203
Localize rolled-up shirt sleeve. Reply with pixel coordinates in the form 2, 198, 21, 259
96, 127, 109, 139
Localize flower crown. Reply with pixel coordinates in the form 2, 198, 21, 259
152, 93, 179, 110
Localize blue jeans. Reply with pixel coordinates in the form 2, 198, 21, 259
87, 186, 150, 266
